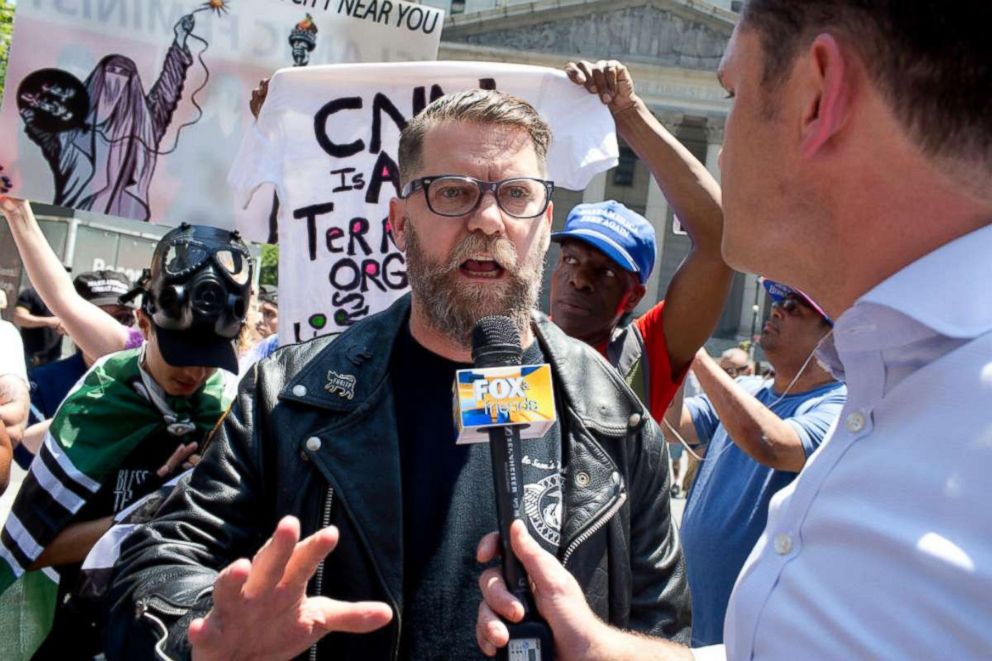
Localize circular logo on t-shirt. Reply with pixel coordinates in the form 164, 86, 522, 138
524, 473, 563, 547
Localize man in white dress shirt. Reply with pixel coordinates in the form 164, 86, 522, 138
475, 1, 992, 658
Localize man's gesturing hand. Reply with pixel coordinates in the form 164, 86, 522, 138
565, 60, 638, 115
189, 516, 393, 661
475, 520, 606, 660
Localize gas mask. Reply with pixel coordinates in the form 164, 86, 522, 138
141, 223, 252, 340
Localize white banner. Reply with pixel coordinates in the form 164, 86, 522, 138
0, 0, 443, 235
232, 62, 620, 344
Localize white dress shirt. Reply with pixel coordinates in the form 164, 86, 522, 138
697, 224, 992, 659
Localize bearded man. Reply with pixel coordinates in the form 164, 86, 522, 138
106, 90, 690, 660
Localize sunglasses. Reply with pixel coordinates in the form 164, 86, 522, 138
770, 296, 809, 316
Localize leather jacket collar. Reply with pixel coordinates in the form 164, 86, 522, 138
279, 294, 647, 437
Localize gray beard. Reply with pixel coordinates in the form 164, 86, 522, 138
404, 223, 546, 349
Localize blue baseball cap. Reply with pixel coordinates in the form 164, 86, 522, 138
551, 201, 656, 284
762, 278, 832, 326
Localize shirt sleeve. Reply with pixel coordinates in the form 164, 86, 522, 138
685, 392, 719, 449
634, 300, 689, 422
783, 386, 848, 458
691, 644, 728, 661
0, 428, 97, 592
124, 327, 145, 350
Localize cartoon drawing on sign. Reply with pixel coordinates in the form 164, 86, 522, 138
289, 15, 319, 67
15, 1, 231, 222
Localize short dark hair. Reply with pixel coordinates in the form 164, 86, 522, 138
741, 1, 991, 177
398, 89, 552, 186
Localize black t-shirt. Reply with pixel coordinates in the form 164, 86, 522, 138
391, 323, 563, 660
16, 288, 61, 365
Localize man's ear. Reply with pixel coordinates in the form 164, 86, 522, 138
389, 198, 409, 252
800, 33, 855, 159
136, 309, 152, 340
623, 281, 647, 314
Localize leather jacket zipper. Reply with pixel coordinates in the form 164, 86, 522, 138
562, 471, 627, 567
309, 486, 335, 661
307, 461, 403, 660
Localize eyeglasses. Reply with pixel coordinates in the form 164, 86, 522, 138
770, 296, 808, 316
400, 175, 554, 219
723, 365, 748, 377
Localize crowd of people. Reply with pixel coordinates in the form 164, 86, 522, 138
0, 0, 989, 658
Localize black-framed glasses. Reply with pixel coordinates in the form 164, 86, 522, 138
400, 175, 554, 219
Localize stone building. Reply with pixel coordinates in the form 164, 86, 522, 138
425, 0, 764, 351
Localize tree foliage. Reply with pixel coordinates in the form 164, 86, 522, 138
0, 0, 13, 105
260, 243, 279, 286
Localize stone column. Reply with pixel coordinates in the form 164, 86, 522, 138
704, 120, 724, 184
641, 110, 683, 306
643, 177, 669, 306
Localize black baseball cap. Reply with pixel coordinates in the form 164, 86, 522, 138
154, 325, 240, 374
258, 284, 278, 306
74, 270, 134, 307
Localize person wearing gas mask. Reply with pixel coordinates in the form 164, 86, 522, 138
0, 221, 252, 659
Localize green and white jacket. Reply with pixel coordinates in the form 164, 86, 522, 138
0, 348, 229, 593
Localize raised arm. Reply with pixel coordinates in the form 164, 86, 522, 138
691, 350, 808, 472
1, 197, 130, 357
147, 15, 195, 143
566, 61, 735, 376
662, 382, 700, 448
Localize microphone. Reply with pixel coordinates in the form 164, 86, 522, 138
470, 316, 555, 661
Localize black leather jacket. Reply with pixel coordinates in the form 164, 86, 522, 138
106, 296, 690, 659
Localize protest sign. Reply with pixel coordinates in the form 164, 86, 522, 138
231, 61, 620, 345
0, 0, 442, 234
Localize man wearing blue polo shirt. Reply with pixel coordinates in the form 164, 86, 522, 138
663, 279, 846, 646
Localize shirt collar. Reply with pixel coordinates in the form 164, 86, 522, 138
853, 223, 992, 339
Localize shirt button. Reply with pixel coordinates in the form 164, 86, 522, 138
292, 384, 308, 397
628, 413, 642, 428
845, 411, 866, 433
774, 533, 793, 555
305, 436, 322, 452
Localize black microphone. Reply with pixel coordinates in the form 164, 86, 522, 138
472, 315, 554, 661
